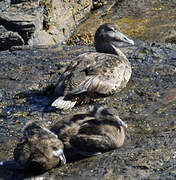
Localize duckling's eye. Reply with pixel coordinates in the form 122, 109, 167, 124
52, 146, 58, 151
106, 27, 114, 32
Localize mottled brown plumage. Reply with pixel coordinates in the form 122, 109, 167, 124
14, 122, 66, 173
51, 23, 134, 110
51, 106, 127, 159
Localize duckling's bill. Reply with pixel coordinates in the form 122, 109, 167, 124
53, 149, 66, 165
116, 116, 128, 128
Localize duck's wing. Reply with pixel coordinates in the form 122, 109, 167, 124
51, 114, 94, 145
69, 117, 124, 155
67, 52, 131, 95
70, 134, 117, 156
54, 53, 96, 96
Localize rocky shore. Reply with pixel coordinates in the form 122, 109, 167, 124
0, 0, 176, 179
0, 0, 92, 50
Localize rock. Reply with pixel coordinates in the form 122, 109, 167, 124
0, 0, 10, 12
69, 0, 176, 44
0, 25, 24, 51
0, 0, 92, 48
36, 0, 92, 46
164, 30, 176, 44
0, 1, 43, 45
0, 41, 176, 179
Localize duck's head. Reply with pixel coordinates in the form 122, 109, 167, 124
25, 122, 67, 164
14, 122, 66, 173
24, 138, 66, 173
94, 23, 134, 54
93, 106, 128, 128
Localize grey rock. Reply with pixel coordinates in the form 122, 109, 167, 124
0, 0, 92, 49
31, 0, 92, 46
0, 25, 24, 51
0, 1, 42, 45
0, 0, 10, 12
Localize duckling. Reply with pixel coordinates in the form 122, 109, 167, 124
50, 111, 94, 160
14, 122, 66, 173
51, 23, 134, 110
51, 106, 127, 159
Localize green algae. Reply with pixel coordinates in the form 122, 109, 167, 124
10, 111, 28, 118
92, 0, 107, 10
68, 3, 176, 44
114, 18, 149, 39
39, 0, 52, 31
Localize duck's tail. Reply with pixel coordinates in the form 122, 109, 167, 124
51, 96, 76, 110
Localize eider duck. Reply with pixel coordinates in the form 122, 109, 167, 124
14, 122, 66, 173
51, 106, 127, 159
51, 23, 134, 110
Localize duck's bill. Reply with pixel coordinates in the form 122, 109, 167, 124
116, 32, 134, 45
116, 116, 128, 128
59, 153, 66, 165
53, 149, 66, 165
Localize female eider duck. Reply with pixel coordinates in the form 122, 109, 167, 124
51, 106, 127, 159
14, 122, 66, 173
51, 23, 134, 110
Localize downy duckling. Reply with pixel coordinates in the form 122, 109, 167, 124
14, 122, 66, 173
51, 106, 127, 159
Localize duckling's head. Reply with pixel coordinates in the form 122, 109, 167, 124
92, 106, 128, 128
94, 23, 134, 55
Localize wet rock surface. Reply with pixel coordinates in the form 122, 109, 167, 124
0, 40, 176, 179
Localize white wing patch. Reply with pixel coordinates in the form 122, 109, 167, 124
51, 97, 76, 110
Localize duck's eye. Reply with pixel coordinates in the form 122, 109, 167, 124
52, 146, 58, 151
101, 109, 113, 116
106, 27, 114, 32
